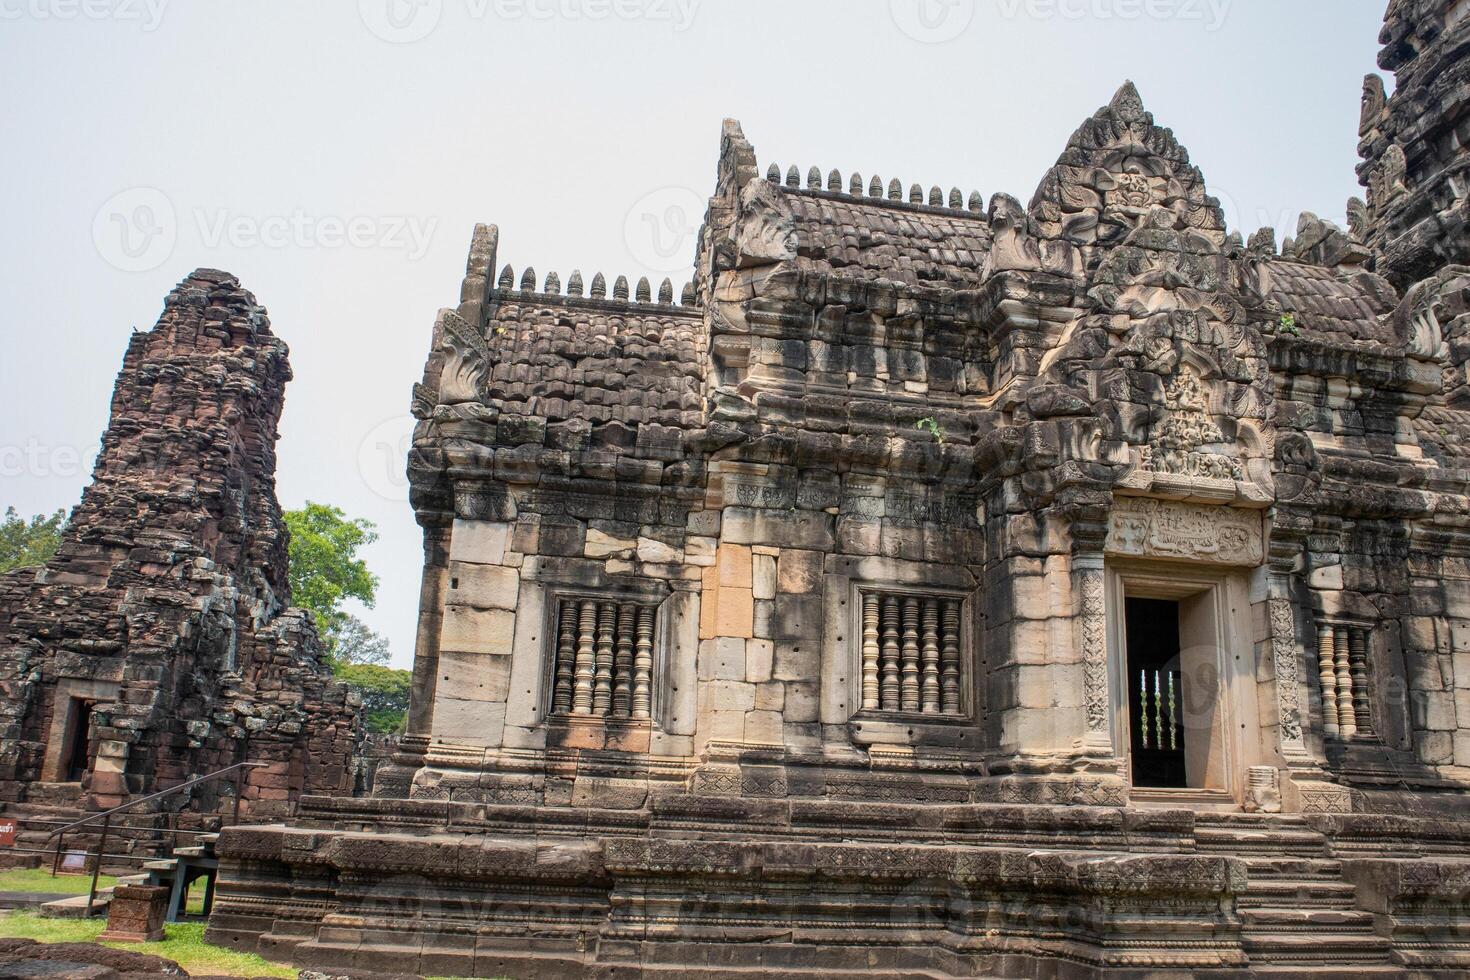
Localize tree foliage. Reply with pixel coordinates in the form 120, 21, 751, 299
0, 508, 67, 574
282, 502, 379, 659
283, 502, 409, 734
336, 663, 411, 734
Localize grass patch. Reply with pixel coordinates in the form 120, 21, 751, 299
0, 910, 296, 978
0, 868, 117, 895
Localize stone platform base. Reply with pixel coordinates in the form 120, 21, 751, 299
205, 794, 1470, 979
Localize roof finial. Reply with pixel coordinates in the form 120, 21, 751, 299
613, 275, 629, 301
680, 281, 695, 305
948, 188, 963, 209
968, 191, 983, 213
807, 166, 822, 189
850, 172, 864, 196
543, 271, 560, 294
888, 178, 902, 201
568, 269, 585, 297
519, 267, 536, 291
591, 272, 607, 299
827, 169, 842, 192
497, 264, 514, 289
636, 276, 651, 302
869, 175, 883, 197
928, 186, 943, 207
767, 162, 781, 182
909, 183, 923, 204
785, 165, 800, 188
1110, 80, 1145, 115
658, 278, 674, 304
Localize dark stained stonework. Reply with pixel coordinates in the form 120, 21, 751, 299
0, 270, 363, 822
210, 3, 1470, 975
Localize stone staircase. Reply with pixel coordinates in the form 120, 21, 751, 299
1236, 856, 1394, 971
1188, 816, 1399, 971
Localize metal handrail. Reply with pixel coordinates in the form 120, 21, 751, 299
39, 761, 262, 916
43, 761, 263, 841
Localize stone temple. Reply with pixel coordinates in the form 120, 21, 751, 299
0, 270, 363, 824
212, 2, 1470, 975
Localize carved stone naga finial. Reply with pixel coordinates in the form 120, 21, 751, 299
435, 310, 491, 406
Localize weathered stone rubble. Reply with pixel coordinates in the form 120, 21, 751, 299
0, 269, 363, 821
211, 3, 1470, 976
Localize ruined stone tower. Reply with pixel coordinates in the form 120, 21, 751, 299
0, 269, 362, 818
212, 3, 1470, 975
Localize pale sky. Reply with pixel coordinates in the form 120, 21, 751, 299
0, 0, 1389, 669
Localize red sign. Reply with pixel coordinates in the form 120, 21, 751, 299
0, 820, 16, 847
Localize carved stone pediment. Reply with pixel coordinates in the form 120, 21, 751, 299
1105, 496, 1265, 566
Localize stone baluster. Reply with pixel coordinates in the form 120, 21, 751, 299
920, 599, 941, 714
1317, 624, 1339, 739
861, 593, 880, 710
632, 605, 654, 720
880, 596, 900, 711
552, 601, 576, 714
941, 599, 961, 714
612, 603, 636, 718
593, 602, 616, 716
1350, 627, 1374, 736
1334, 625, 1356, 737
573, 600, 598, 715
901, 597, 921, 712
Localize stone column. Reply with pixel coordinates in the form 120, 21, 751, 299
1072, 507, 1114, 756
1266, 529, 1310, 759
405, 519, 453, 740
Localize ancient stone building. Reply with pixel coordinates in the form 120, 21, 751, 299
211, 3, 1470, 975
0, 269, 362, 822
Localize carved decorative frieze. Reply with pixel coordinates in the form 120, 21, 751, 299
1106, 497, 1264, 566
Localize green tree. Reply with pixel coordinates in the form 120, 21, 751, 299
336, 663, 412, 734
0, 507, 67, 574
283, 502, 379, 659
332, 613, 392, 667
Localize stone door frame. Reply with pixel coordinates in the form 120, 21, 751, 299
1104, 561, 1260, 807
41, 677, 120, 784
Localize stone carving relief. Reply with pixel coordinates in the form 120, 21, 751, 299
1138, 368, 1245, 482
1106, 497, 1264, 567
1244, 766, 1283, 813
1268, 596, 1305, 749
733, 178, 797, 268
435, 310, 491, 406
1077, 565, 1110, 743
1360, 74, 1388, 139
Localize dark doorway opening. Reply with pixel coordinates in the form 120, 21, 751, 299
64, 699, 95, 782
1125, 598, 1186, 788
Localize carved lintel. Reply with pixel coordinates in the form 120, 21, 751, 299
1105, 497, 1264, 566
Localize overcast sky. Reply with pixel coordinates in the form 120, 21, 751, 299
1, 0, 1389, 669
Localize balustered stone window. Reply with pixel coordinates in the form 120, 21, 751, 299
547, 596, 660, 720
1315, 620, 1376, 739
853, 588, 968, 718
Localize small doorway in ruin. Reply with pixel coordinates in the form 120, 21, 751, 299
1124, 599, 1186, 788
64, 699, 96, 783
